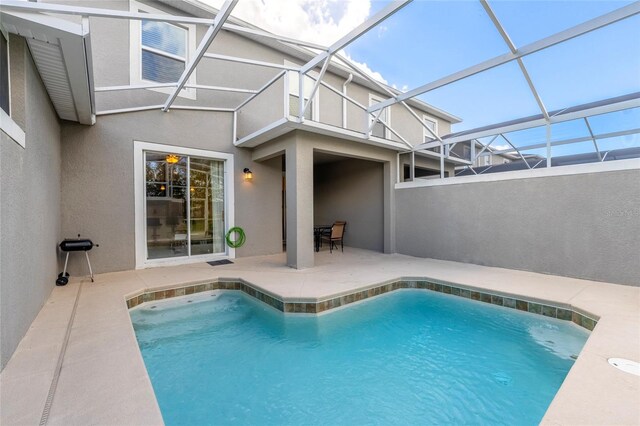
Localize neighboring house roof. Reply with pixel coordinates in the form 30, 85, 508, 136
455, 147, 640, 176
443, 92, 640, 143
159, 0, 462, 124
0, 10, 95, 125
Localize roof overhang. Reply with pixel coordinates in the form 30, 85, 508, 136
235, 117, 470, 166
0, 11, 95, 125
236, 118, 408, 151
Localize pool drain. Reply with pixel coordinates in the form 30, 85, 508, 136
608, 358, 640, 376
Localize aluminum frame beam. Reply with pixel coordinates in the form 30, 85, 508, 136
485, 127, 640, 155
301, 55, 332, 119
480, 0, 549, 120
235, 70, 287, 111
501, 134, 532, 169
583, 117, 603, 161
203, 53, 300, 70
0, 0, 329, 51
300, 0, 412, 74
472, 135, 499, 164
96, 83, 257, 94
417, 94, 640, 149
162, 0, 237, 112
369, 1, 640, 113
333, 53, 443, 143
312, 78, 413, 149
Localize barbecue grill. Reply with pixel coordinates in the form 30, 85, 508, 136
56, 235, 98, 286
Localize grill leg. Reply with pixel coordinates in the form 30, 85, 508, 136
85, 251, 94, 282
62, 252, 70, 276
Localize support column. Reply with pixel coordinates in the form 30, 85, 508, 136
285, 140, 314, 269
383, 160, 396, 254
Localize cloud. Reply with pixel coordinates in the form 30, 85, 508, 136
392, 83, 409, 92
377, 25, 388, 39
200, 0, 372, 46
335, 51, 387, 85
490, 143, 511, 151
200, 0, 395, 87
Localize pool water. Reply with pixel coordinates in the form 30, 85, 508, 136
130, 289, 589, 425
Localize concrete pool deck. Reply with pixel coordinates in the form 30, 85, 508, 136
1, 248, 639, 425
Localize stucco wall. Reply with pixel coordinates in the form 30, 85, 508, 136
314, 158, 384, 252
52, 0, 454, 144
395, 169, 640, 285
60, 110, 283, 275
1, 37, 62, 370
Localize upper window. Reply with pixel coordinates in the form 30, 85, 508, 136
1, 31, 9, 115
423, 115, 438, 143
369, 95, 390, 139
130, 1, 196, 99
0, 30, 25, 148
141, 20, 187, 83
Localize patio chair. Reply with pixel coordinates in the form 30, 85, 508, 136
322, 221, 346, 253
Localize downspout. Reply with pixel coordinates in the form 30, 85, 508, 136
342, 73, 353, 128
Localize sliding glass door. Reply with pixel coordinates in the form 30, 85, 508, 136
145, 151, 225, 260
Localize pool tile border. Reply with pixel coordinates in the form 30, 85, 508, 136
125, 278, 598, 331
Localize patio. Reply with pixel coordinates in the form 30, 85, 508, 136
1, 248, 638, 425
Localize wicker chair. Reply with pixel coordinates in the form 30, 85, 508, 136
322, 221, 346, 253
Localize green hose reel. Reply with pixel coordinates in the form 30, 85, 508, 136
225, 227, 246, 248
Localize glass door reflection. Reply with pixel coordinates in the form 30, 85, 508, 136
145, 152, 188, 259
190, 157, 225, 256
145, 151, 225, 261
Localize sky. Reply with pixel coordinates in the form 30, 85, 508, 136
202, 0, 638, 154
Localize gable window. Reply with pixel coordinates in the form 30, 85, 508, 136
1, 31, 9, 115
423, 115, 438, 143
130, 1, 196, 99
141, 20, 187, 83
369, 94, 390, 138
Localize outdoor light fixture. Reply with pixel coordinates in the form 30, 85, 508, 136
166, 154, 180, 164
243, 168, 253, 181
160, 185, 166, 191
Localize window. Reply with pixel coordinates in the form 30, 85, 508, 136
1, 31, 9, 115
141, 20, 187, 83
369, 94, 390, 138
0, 30, 24, 148
476, 154, 492, 167
135, 141, 235, 267
423, 115, 438, 143
286, 60, 318, 120
130, 1, 196, 99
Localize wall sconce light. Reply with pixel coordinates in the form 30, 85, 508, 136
166, 154, 180, 164
243, 168, 253, 181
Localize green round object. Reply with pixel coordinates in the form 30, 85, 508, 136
225, 227, 246, 248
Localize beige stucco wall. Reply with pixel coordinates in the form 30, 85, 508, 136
53, 0, 456, 143
314, 158, 384, 252
1, 37, 62, 370
59, 109, 283, 275
253, 130, 398, 267
396, 168, 640, 286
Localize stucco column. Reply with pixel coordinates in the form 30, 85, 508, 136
285, 140, 314, 269
383, 160, 396, 254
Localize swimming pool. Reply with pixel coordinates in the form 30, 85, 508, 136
130, 289, 589, 425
